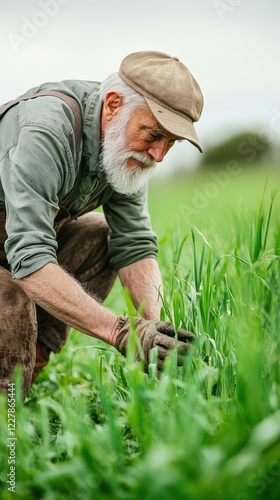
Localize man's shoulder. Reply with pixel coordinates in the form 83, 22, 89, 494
18, 79, 101, 103
16, 94, 76, 141
15, 80, 100, 143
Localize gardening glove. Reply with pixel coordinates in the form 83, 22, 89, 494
114, 316, 195, 370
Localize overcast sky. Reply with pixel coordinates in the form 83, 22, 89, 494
1, 0, 279, 174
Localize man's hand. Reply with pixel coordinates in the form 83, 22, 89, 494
114, 316, 195, 369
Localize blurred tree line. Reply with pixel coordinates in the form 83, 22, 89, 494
199, 131, 279, 169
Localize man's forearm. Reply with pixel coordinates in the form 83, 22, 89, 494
118, 257, 163, 320
16, 263, 119, 345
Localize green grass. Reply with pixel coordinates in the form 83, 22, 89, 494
1, 167, 280, 499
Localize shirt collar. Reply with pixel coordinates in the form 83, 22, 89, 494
82, 85, 104, 177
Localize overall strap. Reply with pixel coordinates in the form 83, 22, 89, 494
0, 91, 82, 150
0, 90, 86, 233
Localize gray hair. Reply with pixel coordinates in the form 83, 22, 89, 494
99, 72, 148, 115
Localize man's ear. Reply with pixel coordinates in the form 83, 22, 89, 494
103, 91, 123, 122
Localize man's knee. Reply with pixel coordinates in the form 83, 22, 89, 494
0, 267, 37, 399
57, 212, 109, 247
0, 268, 36, 331
56, 212, 116, 296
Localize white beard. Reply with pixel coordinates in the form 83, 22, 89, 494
100, 114, 156, 196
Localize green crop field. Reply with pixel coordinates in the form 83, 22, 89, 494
1, 166, 280, 500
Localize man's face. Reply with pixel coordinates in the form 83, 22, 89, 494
124, 107, 178, 169
100, 104, 179, 196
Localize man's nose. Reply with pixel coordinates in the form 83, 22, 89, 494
147, 140, 168, 162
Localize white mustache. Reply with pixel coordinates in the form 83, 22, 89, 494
123, 151, 156, 168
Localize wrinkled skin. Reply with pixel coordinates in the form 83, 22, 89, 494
0, 212, 117, 399
115, 316, 195, 369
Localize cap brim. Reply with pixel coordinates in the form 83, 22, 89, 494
144, 97, 203, 153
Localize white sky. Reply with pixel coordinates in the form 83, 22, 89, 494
1, 0, 279, 174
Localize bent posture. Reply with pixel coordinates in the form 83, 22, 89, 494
0, 51, 203, 398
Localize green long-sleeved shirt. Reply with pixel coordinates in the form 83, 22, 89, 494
0, 80, 158, 278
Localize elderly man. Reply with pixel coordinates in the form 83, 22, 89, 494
0, 51, 203, 398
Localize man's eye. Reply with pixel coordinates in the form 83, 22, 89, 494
148, 134, 160, 141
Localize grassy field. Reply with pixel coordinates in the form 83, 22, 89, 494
0, 166, 280, 499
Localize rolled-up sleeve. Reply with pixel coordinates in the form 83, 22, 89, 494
2, 125, 73, 279
103, 187, 158, 271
